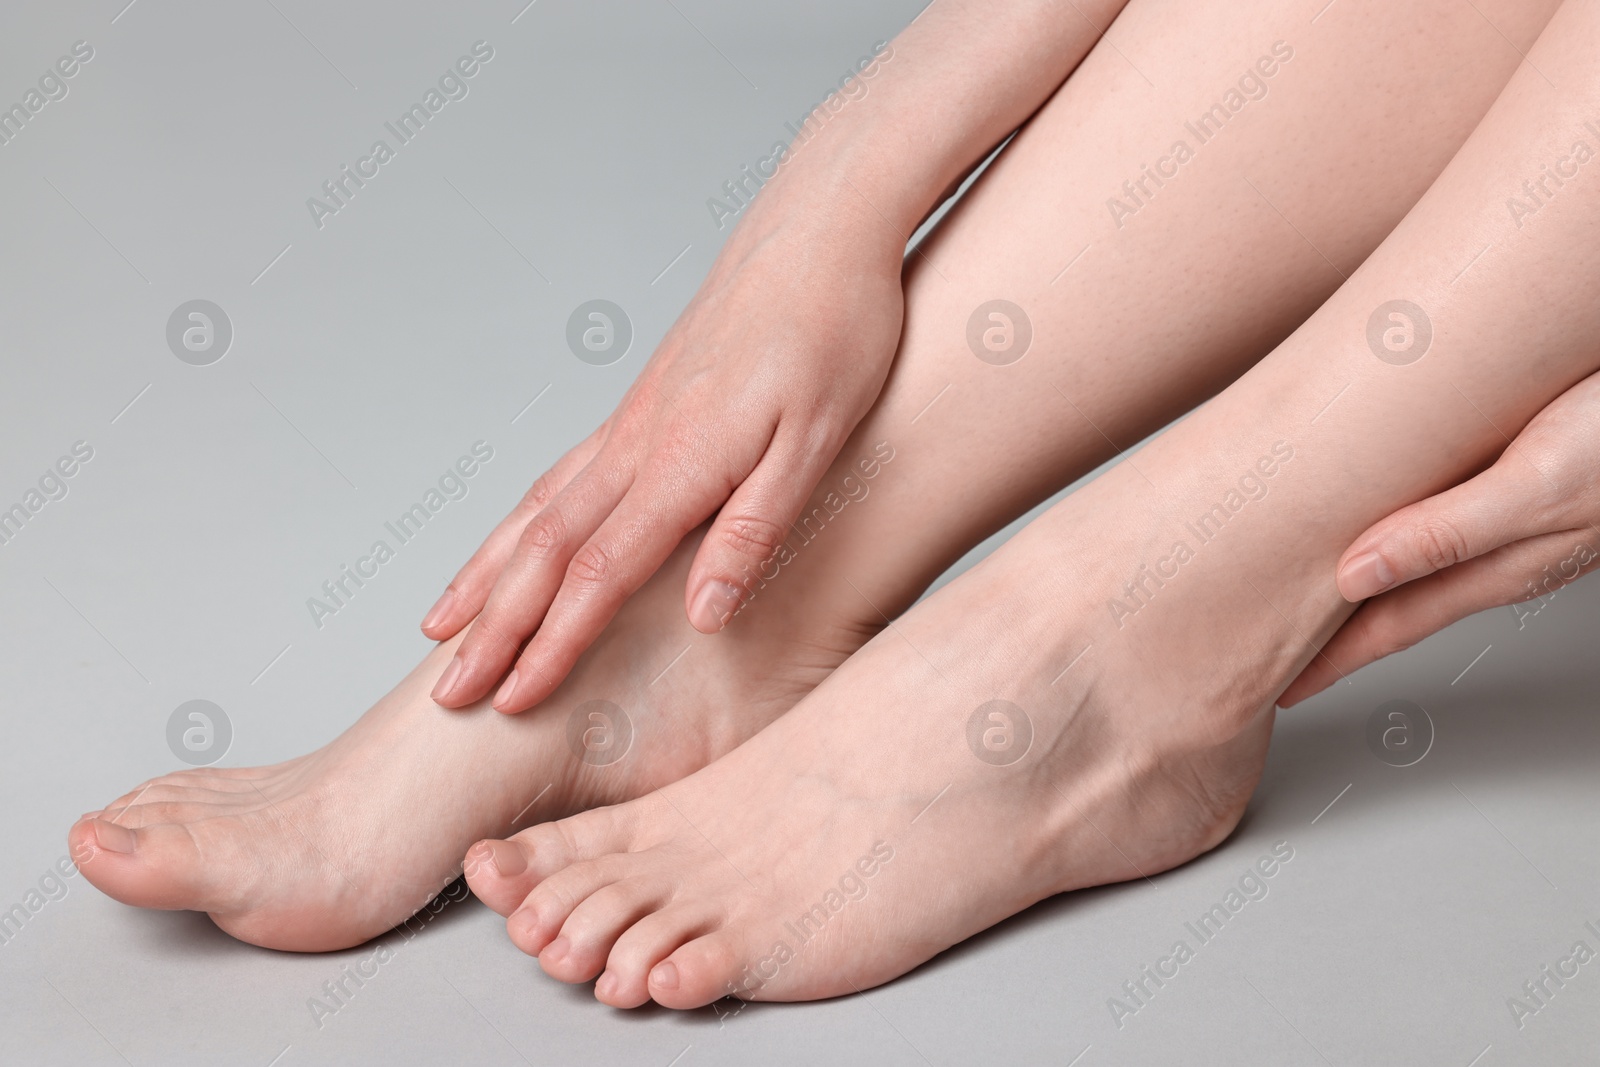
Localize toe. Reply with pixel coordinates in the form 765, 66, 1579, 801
543, 880, 670, 985
463, 839, 534, 917
651, 930, 749, 1009
70, 817, 253, 913
496, 823, 577, 885
600, 905, 718, 1008
507, 854, 630, 958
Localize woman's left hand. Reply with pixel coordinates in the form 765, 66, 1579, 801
1279, 369, 1600, 707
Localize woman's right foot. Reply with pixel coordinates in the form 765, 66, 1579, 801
68, 529, 876, 952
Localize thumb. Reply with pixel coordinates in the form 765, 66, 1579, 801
1280, 527, 1600, 707
685, 446, 836, 633
1335, 451, 1559, 602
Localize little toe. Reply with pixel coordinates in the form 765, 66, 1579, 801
651, 930, 750, 1010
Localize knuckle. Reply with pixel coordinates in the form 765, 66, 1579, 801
521, 472, 561, 513
718, 514, 790, 562
520, 511, 568, 556
468, 613, 524, 656
1410, 518, 1470, 572
567, 540, 614, 586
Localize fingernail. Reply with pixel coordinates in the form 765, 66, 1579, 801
543, 936, 570, 963
421, 588, 457, 633
688, 581, 742, 633
1340, 551, 1397, 601
651, 961, 679, 990
92, 820, 136, 854
493, 670, 520, 710
431, 656, 463, 703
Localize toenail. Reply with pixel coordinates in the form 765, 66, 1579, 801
651, 961, 679, 990
492, 670, 520, 710
542, 936, 570, 963
595, 972, 617, 998
92, 820, 136, 854
472, 839, 525, 880
490, 840, 527, 877
431, 656, 464, 703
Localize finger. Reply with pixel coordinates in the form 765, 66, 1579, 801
492, 462, 735, 713
433, 460, 635, 707
1334, 449, 1568, 602
682, 434, 842, 633
421, 423, 609, 640
1280, 528, 1600, 707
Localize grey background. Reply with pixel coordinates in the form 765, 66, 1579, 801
1, 1, 1596, 1064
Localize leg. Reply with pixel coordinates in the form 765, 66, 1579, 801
496, 0, 1600, 1007
71, 0, 1551, 951
471, 0, 1567, 1003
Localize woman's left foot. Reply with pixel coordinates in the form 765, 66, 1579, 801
468, 467, 1295, 1007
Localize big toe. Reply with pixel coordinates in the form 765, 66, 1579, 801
69, 815, 250, 914
463, 838, 539, 916
469, 805, 641, 917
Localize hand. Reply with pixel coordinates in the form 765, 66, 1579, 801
425, 194, 906, 713
1280, 370, 1600, 707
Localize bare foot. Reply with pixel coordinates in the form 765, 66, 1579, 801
67, 533, 870, 951
468, 475, 1287, 1007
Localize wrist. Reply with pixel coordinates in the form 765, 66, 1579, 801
719, 159, 910, 277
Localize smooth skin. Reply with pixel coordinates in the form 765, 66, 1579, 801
68, 0, 1552, 951
1282, 367, 1600, 705
466, 0, 1600, 1008
468, 0, 1600, 1007
426, 0, 1133, 714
